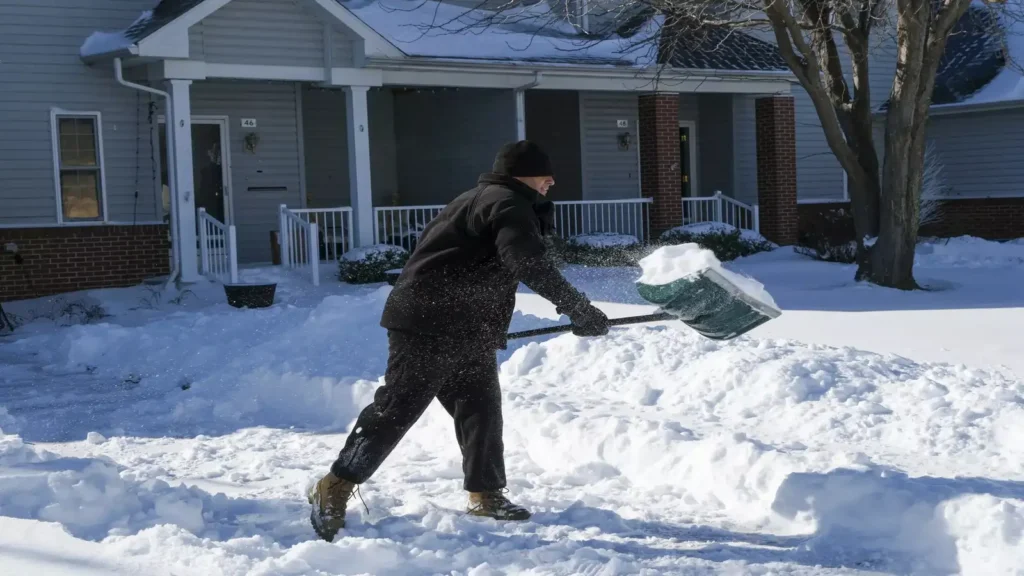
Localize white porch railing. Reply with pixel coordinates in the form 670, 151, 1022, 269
197, 208, 238, 284
552, 199, 653, 243
287, 207, 354, 262
374, 205, 446, 251
373, 199, 655, 248
279, 204, 320, 286
682, 192, 760, 233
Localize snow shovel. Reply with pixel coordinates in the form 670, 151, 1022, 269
507, 267, 782, 342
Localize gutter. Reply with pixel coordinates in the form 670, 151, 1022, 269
515, 71, 543, 91
365, 56, 795, 81
114, 57, 181, 290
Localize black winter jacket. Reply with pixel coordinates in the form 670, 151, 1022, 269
379, 173, 591, 347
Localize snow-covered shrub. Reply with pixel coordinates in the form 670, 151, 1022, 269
338, 244, 409, 284
660, 223, 775, 262
796, 206, 858, 264
549, 233, 652, 267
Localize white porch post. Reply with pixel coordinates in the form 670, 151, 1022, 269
345, 86, 374, 247
515, 89, 526, 140
167, 79, 200, 282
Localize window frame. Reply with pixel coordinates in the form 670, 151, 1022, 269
50, 108, 109, 225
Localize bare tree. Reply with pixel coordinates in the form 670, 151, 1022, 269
398, 0, 1019, 289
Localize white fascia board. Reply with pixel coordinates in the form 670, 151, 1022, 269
375, 64, 792, 94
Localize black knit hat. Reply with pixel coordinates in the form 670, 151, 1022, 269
493, 140, 554, 178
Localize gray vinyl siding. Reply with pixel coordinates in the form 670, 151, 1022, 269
300, 86, 397, 209
579, 91, 641, 201
732, 95, 758, 206
393, 88, 516, 205
188, 0, 357, 67
0, 0, 161, 226
525, 90, 583, 202
794, 89, 845, 201
925, 109, 1024, 199
697, 94, 734, 200
732, 90, 846, 204
183, 81, 303, 264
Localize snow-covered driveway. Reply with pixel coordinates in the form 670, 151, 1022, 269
2, 239, 1024, 575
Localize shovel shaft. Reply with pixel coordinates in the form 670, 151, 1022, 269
506, 312, 675, 340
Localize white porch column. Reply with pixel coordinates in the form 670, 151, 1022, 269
515, 89, 526, 140
345, 86, 374, 247
167, 79, 200, 282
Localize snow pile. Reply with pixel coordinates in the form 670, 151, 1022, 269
341, 244, 408, 262
0, 432, 215, 540
568, 233, 640, 248
79, 11, 151, 58
916, 236, 1024, 268
638, 243, 779, 309
663, 222, 774, 245
343, 0, 661, 66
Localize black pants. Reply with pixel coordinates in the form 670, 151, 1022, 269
331, 330, 506, 492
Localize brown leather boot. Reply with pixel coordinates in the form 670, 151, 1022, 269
307, 471, 357, 542
466, 490, 531, 521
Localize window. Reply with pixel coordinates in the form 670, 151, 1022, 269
51, 110, 106, 222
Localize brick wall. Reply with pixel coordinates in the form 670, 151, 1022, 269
755, 97, 799, 245
0, 225, 170, 302
921, 197, 1024, 239
638, 93, 681, 236
797, 198, 1024, 242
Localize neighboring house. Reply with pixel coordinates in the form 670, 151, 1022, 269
0, 0, 1013, 301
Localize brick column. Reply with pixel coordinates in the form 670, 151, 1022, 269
755, 97, 798, 245
638, 93, 681, 238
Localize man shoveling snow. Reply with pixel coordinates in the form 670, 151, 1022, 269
308, 141, 610, 542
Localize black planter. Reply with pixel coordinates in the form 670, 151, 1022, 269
224, 283, 277, 309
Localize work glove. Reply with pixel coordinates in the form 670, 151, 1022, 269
567, 302, 609, 337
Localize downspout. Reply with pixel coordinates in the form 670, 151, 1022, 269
514, 72, 543, 140
114, 58, 180, 289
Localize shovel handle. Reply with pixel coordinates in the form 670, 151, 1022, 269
506, 312, 675, 340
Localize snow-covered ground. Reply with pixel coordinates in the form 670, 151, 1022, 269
2, 236, 1023, 575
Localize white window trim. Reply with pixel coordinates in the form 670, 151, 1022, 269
50, 107, 109, 225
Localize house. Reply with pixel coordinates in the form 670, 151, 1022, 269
0, 0, 1014, 300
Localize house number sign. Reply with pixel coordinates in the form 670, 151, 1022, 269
241, 118, 258, 128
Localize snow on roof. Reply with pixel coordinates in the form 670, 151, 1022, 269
79, 10, 153, 58
337, 0, 661, 66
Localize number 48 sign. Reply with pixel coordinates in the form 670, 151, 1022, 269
241, 118, 257, 128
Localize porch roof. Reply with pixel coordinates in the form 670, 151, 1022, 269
80, 0, 791, 76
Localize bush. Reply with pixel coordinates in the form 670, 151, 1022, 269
797, 207, 858, 264
548, 234, 655, 267
660, 223, 775, 262
338, 245, 409, 284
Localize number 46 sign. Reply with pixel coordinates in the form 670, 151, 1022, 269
241, 118, 257, 128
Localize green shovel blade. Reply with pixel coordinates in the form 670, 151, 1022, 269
636, 268, 782, 341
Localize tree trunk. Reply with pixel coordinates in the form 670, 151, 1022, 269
873, 119, 922, 289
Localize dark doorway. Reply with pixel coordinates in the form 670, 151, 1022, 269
159, 122, 228, 226
679, 125, 692, 197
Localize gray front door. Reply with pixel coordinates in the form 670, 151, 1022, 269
159, 123, 227, 226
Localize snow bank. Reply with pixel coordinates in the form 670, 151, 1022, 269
773, 467, 1024, 574
663, 222, 774, 245
341, 244, 408, 262
568, 233, 640, 248
79, 11, 151, 57
0, 433, 212, 540
638, 243, 779, 309
916, 236, 1024, 268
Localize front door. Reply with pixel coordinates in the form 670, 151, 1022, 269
679, 126, 692, 197
159, 121, 228, 226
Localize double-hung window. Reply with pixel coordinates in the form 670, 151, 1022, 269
51, 110, 106, 222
